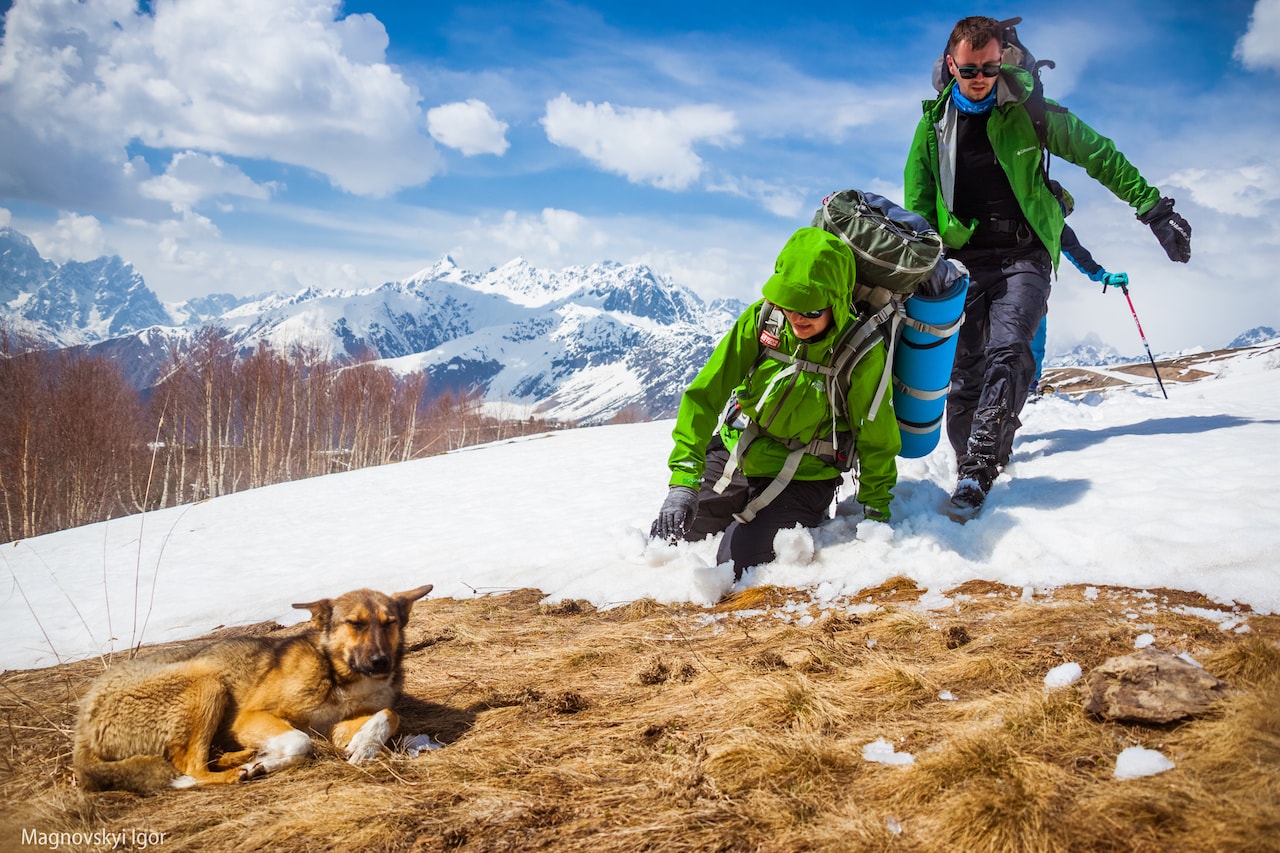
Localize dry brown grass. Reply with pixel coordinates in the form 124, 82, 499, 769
3, 581, 1279, 852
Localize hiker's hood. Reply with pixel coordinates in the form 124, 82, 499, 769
993, 64, 1034, 107
761, 228, 855, 331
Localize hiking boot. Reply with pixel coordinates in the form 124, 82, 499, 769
946, 477, 988, 523
950, 478, 987, 509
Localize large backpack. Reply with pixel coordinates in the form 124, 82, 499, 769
713, 192, 965, 523
806, 190, 958, 449
930, 16, 1068, 181
814, 189, 943, 299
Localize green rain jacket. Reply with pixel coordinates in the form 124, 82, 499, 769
904, 66, 1162, 269
665, 228, 900, 517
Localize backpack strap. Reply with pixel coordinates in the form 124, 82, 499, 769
829, 301, 898, 423
901, 312, 965, 340
713, 418, 837, 525
998, 19, 1068, 185
716, 298, 895, 521
732, 445, 807, 524
1023, 70, 1068, 184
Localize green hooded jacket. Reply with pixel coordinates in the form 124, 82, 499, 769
666, 228, 901, 516
903, 66, 1161, 269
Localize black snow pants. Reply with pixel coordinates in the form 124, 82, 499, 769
685, 435, 837, 580
945, 246, 1052, 488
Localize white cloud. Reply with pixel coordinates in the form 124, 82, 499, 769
140, 152, 274, 211
705, 175, 807, 218
541, 94, 738, 190
0, 208, 10, 228
1163, 165, 1280, 217
1235, 0, 1280, 72
482, 208, 602, 259
0, 0, 440, 199
36, 212, 108, 263
427, 100, 510, 156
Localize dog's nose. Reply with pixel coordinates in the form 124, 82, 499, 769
368, 653, 390, 673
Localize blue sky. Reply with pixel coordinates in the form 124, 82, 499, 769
2, 0, 1278, 355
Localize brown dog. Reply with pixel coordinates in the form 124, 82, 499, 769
73, 585, 433, 793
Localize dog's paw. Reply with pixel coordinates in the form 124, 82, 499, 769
170, 775, 198, 789
238, 762, 268, 782
346, 710, 394, 764
400, 733, 445, 757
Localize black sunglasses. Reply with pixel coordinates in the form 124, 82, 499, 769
953, 60, 1001, 80
794, 308, 826, 319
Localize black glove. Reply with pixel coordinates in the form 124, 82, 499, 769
650, 486, 699, 542
1137, 197, 1191, 263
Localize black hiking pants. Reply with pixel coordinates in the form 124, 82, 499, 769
685, 436, 837, 580
945, 247, 1052, 487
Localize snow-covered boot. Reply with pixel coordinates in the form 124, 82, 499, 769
946, 477, 988, 523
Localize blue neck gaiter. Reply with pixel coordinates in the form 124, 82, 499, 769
951, 83, 997, 115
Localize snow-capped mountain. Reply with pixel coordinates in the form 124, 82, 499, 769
1, 226, 742, 423
0, 227, 170, 345
1228, 326, 1278, 349
5, 223, 1274, 423
214, 256, 737, 421
1044, 337, 1128, 369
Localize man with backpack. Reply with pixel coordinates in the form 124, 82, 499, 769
650, 227, 900, 579
903, 15, 1192, 518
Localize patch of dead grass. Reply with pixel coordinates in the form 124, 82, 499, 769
3, 583, 1278, 852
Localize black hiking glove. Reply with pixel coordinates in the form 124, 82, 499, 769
651, 485, 699, 543
1137, 197, 1191, 263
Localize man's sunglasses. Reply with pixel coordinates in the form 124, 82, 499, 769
795, 308, 826, 319
953, 60, 1001, 80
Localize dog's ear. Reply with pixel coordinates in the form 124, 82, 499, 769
293, 598, 334, 631
392, 584, 434, 624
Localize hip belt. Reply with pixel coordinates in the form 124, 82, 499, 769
969, 217, 1038, 249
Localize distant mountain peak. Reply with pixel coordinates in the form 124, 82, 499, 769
1045, 337, 1128, 369
1228, 326, 1278, 349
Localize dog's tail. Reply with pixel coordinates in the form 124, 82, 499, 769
74, 741, 180, 794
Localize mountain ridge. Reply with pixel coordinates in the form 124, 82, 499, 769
2, 224, 1274, 422
1, 225, 739, 422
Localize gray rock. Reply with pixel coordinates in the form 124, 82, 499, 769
1083, 647, 1230, 723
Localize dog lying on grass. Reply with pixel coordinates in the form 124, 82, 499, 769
73, 584, 433, 793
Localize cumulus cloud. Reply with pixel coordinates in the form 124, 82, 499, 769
705, 175, 807, 219
1163, 165, 1280, 217
427, 100, 510, 156
1235, 0, 1280, 72
483, 208, 602, 259
140, 152, 275, 211
0, 0, 440, 201
38, 212, 108, 263
541, 94, 738, 190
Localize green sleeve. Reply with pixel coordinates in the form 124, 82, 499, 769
666, 304, 763, 489
1044, 106, 1162, 216
844, 346, 901, 516
903, 117, 940, 229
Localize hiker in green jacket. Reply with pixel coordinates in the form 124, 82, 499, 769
903, 15, 1191, 517
650, 227, 900, 579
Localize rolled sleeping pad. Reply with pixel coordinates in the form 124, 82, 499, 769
893, 274, 968, 458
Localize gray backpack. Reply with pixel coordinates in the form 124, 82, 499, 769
811, 189, 944, 301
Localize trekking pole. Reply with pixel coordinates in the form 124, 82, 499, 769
1105, 278, 1168, 399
